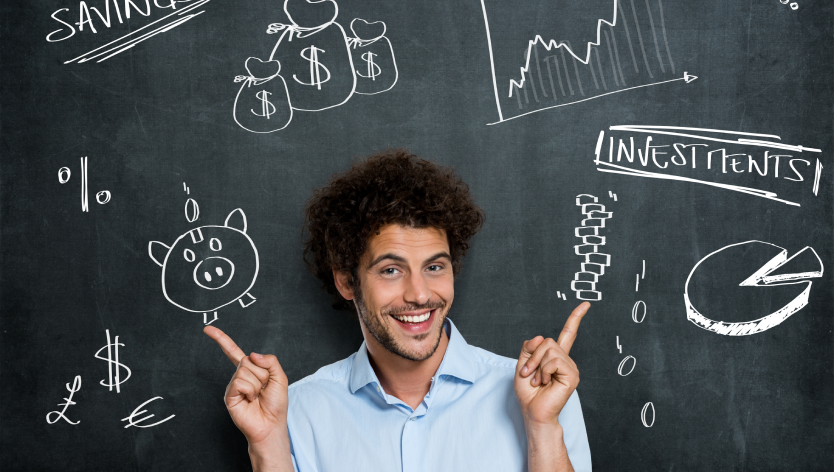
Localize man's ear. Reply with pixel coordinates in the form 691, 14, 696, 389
332, 268, 355, 301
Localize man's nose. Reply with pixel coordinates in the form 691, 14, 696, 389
403, 270, 431, 306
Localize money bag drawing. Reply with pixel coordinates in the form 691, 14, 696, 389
347, 18, 398, 95
267, 0, 356, 112
148, 209, 259, 321
233, 57, 294, 133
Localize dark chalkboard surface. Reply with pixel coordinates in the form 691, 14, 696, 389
2, 0, 831, 470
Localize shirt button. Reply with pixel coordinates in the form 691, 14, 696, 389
376, 385, 380, 392
410, 418, 416, 421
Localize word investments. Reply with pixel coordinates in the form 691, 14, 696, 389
599, 135, 815, 182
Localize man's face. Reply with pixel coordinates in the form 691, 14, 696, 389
337, 224, 454, 361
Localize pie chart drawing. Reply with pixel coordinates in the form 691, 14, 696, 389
684, 240, 824, 336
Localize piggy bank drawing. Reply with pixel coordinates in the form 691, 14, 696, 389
148, 209, 259, 319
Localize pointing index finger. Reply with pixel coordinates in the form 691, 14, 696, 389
203, 326, 246, 366
557, 302, 590, 355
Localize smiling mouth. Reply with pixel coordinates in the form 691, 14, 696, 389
390, 310, 432, 324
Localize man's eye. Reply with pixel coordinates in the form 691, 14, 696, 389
382, 268, 400, 276
427, 264, 443, 272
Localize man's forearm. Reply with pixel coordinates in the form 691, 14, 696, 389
249, 427, 295, 472
526, 422, 574, 472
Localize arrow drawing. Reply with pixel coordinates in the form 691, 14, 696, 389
488, 72, 696, 125
684, 241, 824, 336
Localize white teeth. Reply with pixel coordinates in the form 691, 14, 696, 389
393, 311, 432, 323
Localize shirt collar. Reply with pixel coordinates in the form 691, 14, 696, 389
348, 317, 478, 394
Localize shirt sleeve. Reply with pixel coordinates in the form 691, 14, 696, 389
290, 440, 300, 472
558, 390, 593, 471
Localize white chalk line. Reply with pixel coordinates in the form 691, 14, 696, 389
64, 0, 210, 64
488, 75, 691, 125
610, 125, 821, 153
594, 159, 801, 206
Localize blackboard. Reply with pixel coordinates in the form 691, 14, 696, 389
2, 0, 831, 470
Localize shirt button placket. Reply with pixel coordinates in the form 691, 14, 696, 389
401, 415, 419, 472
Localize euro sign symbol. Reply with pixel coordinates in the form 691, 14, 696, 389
94, 329, 132, 393
293, 45, 331, 90
356, 52, 381, 80
251, 90, 277, 119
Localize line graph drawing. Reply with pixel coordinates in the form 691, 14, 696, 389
684, 241, 824, 336
149, 208, 259, 324
479, 0, 691, 124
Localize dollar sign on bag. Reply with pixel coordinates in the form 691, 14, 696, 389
357, 52, 381, 80
293, 45, 331, 90
251, 90, 277, 119
94, 329, 132, 393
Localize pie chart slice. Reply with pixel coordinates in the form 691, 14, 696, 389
684, 241, 824, 336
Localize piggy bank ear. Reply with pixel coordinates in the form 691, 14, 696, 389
148, 241, 171, 267
225, 208, 248, 233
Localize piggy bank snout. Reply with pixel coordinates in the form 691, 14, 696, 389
193, 256, 236, 290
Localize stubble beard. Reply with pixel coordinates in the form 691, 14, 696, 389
353, 284, 448, 362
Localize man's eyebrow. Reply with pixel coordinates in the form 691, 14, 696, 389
367, 251, 452, 268
424, 252, 452, 264
368, 253, 407, 268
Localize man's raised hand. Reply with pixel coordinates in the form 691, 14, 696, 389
514, 302, 590, 428
204, 326, 289, 446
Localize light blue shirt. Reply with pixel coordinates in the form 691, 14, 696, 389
287, 318, 592, 471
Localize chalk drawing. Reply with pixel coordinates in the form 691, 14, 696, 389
233, 57, 294, 133
58, 157, 111, 212
479, 0, 692, 123
684, 241, 823, 336
94, 329, 131, 393
617, 355, 636, 376
233, 2, 397, 132
632, 300, 646, 323
60, 0, 211, 63
572, 194, 613, 301
347, 19, 398, 95
594, 126, 823, 206
641, 402, 655, 427
121, 396, 176, 428
46, 375, 81, 425
778, 0, 799, 10
266, 0, 355, 112
149, 208, 259, 324
185, 198, 200, 223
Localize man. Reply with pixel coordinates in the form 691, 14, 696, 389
205, 150, 592, 471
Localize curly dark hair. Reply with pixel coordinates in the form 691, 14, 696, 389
303, 149, 486, 312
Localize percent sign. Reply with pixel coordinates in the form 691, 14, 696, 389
58, 156, 111, 212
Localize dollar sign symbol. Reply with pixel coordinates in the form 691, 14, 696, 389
293, 45, 331, 90
356, 52, 381, 81
251, 90, 277, 119
94, 329, 132, 393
